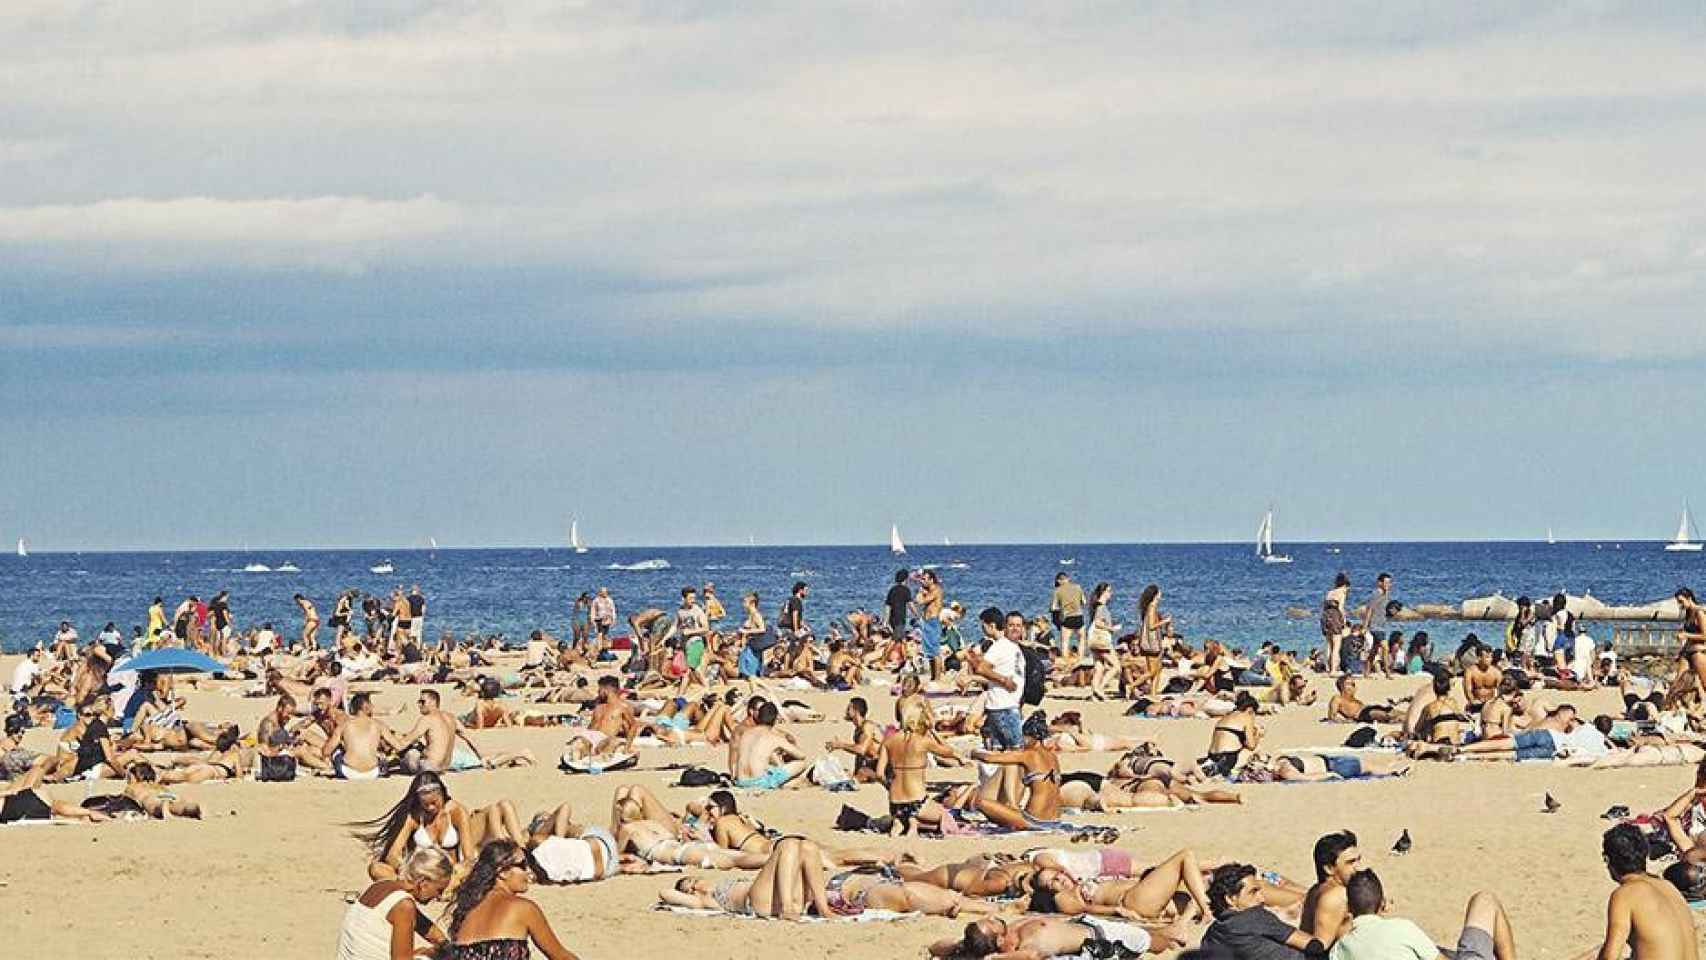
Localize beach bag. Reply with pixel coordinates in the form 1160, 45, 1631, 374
1021, 646, 1049, 707
257, 755, 297, 782
677, 766, 724, 788
1343, 726, 1378, 749
834, 804, 872, 832
809, 754, 852, 788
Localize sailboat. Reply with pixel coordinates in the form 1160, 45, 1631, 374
1257, 507, 1293, 564
889, 524, 907, 556
16, 537, 27, 558
943, 536, 952, 547
1665, 504, 1703, 552
570, 519, 588, 554
1546, 527, 1556, 545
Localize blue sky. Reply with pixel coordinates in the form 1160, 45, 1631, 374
3, 2, 1705, 549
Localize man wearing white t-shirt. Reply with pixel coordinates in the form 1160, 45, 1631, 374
10, 649, 42, 694
971, 609, 1026, 750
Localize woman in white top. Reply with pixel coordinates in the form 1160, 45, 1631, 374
337, 846, 454, 960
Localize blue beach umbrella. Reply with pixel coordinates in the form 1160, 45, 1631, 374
110, 649, 230, 730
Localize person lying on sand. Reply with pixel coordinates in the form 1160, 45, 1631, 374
1238, 752, 1409, 784
522, 801, 648, 883
82, 761, 202, 819
1326, 677, 1399, 725
0, 761, 111, 824
610, 783, 767, 870
930, 914, 1184, 958
156, 727, 252, 784
1027, 849, 1213, 923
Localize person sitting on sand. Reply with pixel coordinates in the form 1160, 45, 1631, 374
336, 847, 453, 960
1201, 863, 1322, 960
521, 801, 646, 883
1404, 674, 1473, 757
1330, 869, 1516, 960
1463, 645, 1503, 709
439, 840, 580, 960
730, 700, 813, 790
1574, 824, 1701, 960
1326, 677, 1398, 725
354, 772, 528, 882
931, 913, 1183, 958
1200, 692, 1263, 779
394, 689, 532, 773
562, 676, 639, 762
826, 696, 883, 781
1028, 848, 1214, 923
609, 783, 767, 869
1299, 831, 1360, 946
964, 711, 1068, 831
321, 693, 403, 779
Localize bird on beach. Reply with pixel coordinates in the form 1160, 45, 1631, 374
1392, 829, 1412, 855
1543, 793, 1562, 814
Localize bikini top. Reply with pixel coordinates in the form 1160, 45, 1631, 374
1022, 767, 1060, 786
414, 819, 459, 851
1211, 725, 1250, 748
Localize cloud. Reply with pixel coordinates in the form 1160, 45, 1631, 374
2, 3, 1704, 363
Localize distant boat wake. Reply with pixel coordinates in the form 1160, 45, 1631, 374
605, 558, 671, 572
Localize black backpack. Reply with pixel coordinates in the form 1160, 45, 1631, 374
1021, 645, 1049, 707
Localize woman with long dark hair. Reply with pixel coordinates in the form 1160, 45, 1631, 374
1083, 583, 1120, 701
351, 772, 527, 882
1321, 573, 1351, 676
441, 840, 579, 959
1136, 583, 1169, 697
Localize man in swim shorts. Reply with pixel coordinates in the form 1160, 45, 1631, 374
731, 700, 811, 790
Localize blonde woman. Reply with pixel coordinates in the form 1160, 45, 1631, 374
337, 847, 455, 960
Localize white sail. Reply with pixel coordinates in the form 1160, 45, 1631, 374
15, 538, 26, 558
943, 536, 952, 547
1546, 527, 1555, 545
890, 524, 907, 555
1257, 507, 1292, 563
1667, 504, 1703, 552
429, 536, 439, 551
571, 519, 588, 553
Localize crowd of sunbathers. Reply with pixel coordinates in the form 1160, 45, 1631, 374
10, 570, 1706, 959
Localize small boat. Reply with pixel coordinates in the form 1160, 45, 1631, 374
889, 524, 906, 556
1546, 527, 1556, 545
571, 519, 589, 554
242, 562, 271, 573
15, 537, 26, 558
1257, 507, 1293, 564
276, 562, 300, 573
943, 536, 952, 547
1665, 504, 1703, 552
370, 560, 395, 575
1059, 558, 1076, 566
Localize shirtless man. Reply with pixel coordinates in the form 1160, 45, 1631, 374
1450, 704, 1581, 761
1463, 647, 1503, 709
395, 689, 486, 772
320, 692, 401, 779
254, 693, 327, 772
627, 608, 673, 677
1300, 830, 1361, 946
1326, 677, 1398, 725
731, 700, 812, 790
931, 913, 1181, 958
563, 676, 639, 761
1575, 824, 1698, 960
826, 696, 882, 782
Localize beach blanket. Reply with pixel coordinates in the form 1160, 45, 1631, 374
655, 906, 919, 923
560, 752, 638, 775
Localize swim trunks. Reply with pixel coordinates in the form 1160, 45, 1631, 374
1323, 755, 1363, 779
734, 765, 791, 790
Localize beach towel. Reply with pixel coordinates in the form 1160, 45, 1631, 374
560, 752, 638, 775
654, 905, 918, 923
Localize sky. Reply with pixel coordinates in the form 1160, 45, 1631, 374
3, 2, 1705, 550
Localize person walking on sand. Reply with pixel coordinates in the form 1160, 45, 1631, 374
590, 587, 616, 656
1323, 573, 1351, 676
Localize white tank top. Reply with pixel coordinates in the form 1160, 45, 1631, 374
336, 889, 410, 960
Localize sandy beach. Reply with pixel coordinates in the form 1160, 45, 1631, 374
1, 658, 1699, 959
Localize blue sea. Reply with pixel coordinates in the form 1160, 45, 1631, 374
0, 541, 1698, 654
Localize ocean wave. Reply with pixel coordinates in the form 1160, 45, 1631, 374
704, 564, 732, 570
605, 559, 671, 572
790, 569, 816, 578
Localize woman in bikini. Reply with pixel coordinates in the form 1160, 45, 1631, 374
967, 711, 1067, 831
295, 594, 321, 649
354, 772, 529, 882
1028, 849, 1213, 923
439, 841, 580, 960
609, 783, 768, 870
875, 702, 965, 834
1044, 712, 1147, 753
1199, 691, 1262, 778
899, 853, 1040, 898
1238, 751, 1410, 783
1406, 673, 1472, 758
84, 761, 203, 819
1056, 743, 1243, 809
